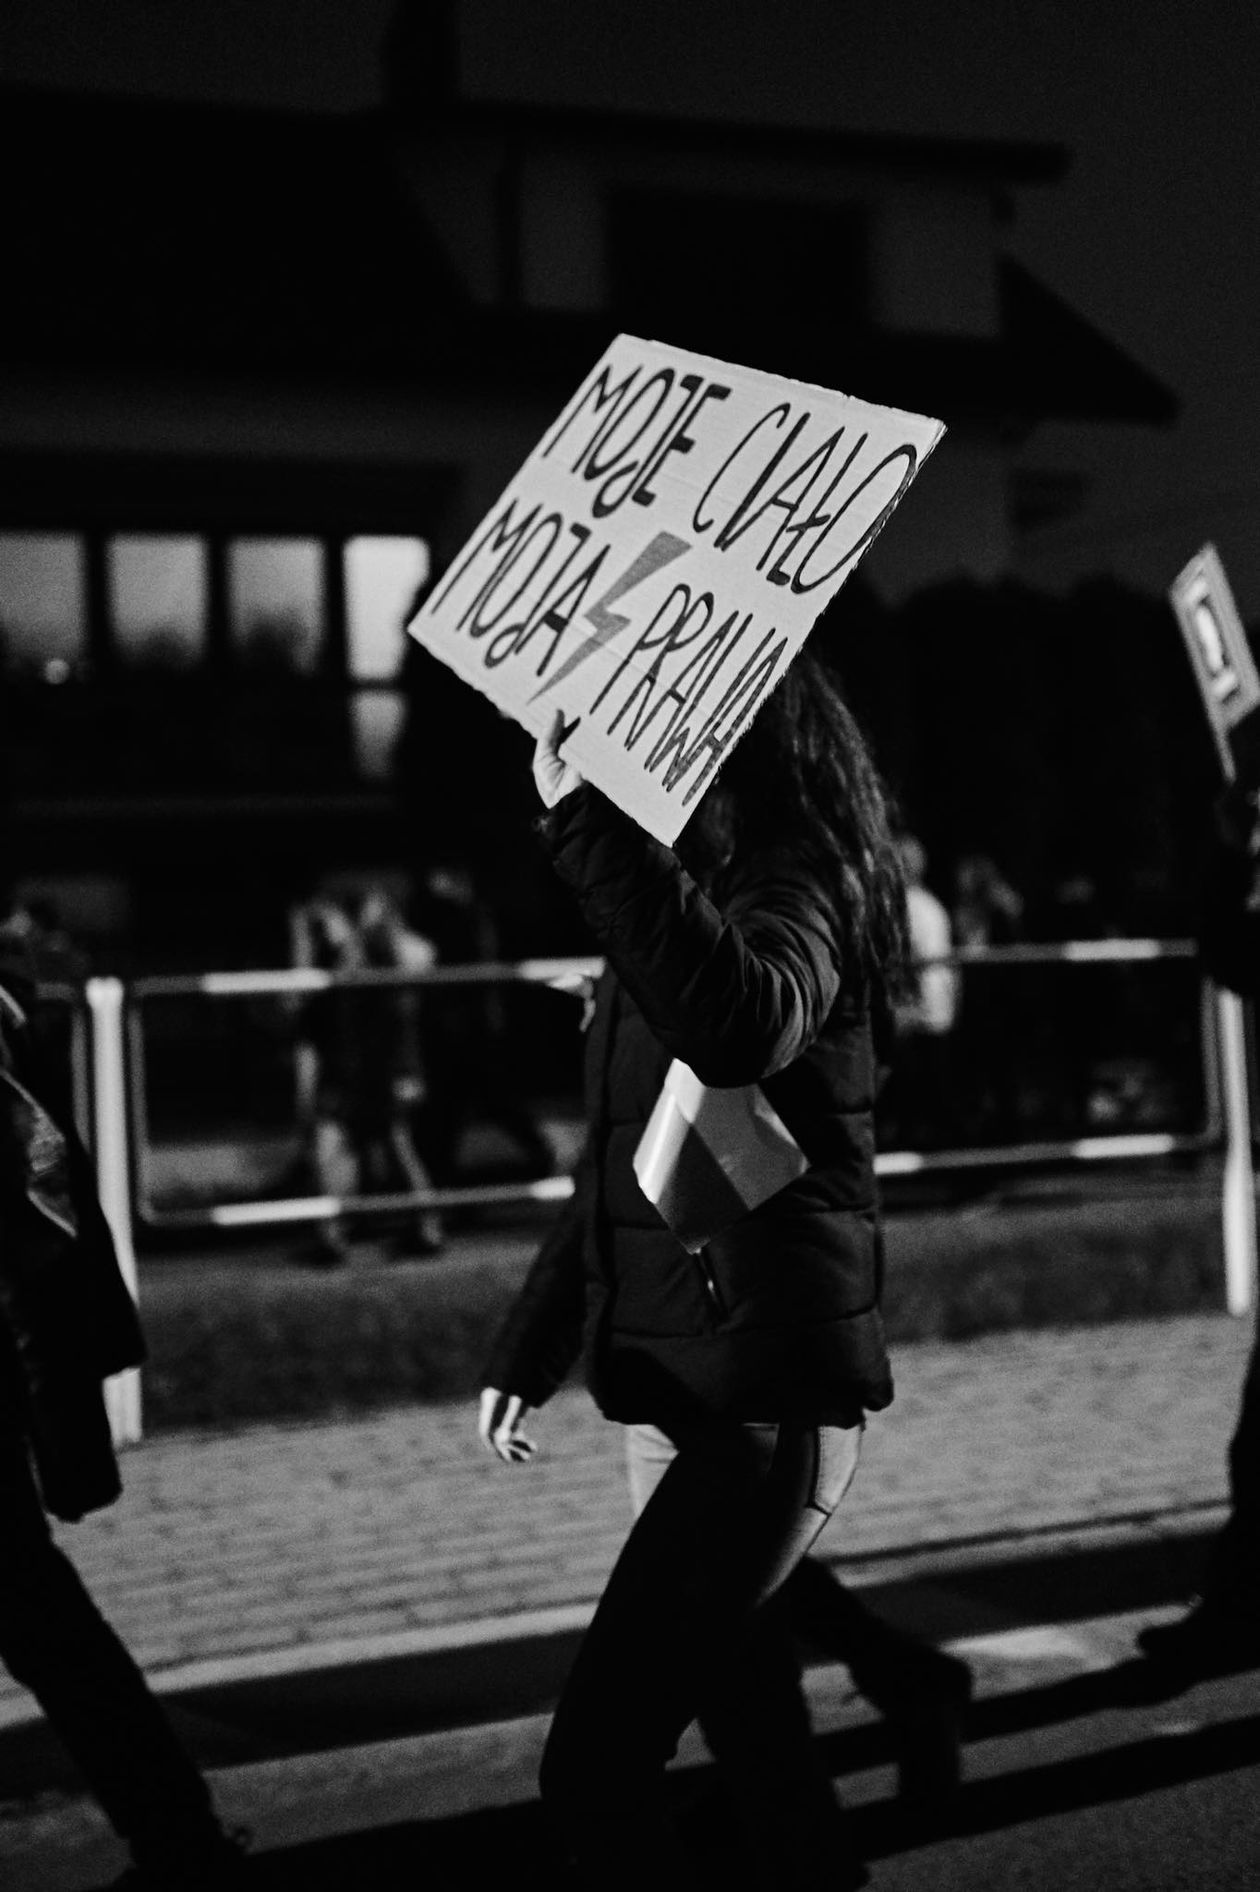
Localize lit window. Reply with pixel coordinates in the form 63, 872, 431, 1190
344, 536, 429, 681
0, 532, 86, 678
109, 534, 207, 669
350, 692, 407, 780
228, 537, 323, 673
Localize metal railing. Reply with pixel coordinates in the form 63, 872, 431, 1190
116, 941, 1239, 1203
125, 955, 602, 1229
880, 937, 1220, 1172
58, 939, 1256, 1443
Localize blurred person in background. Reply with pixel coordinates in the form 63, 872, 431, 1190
879, 833, 958, 1149
1037, 871, 1113, 1135
299, 885, 444, 1265
3, 894, 90, 985
1137, 781, 1260, 1680
477, 649, 967, 1892
0, 912, 248, 1889
408, 860, 554, 1192
950, 852, 1025, 1140
951, 855, 1023, 949
1, 896, 92, 1100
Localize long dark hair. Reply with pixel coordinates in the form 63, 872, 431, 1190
683, 646, 909, 1008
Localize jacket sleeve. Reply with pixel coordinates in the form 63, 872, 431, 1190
481, 1150, 590, 1407
539, 786, 844, 1086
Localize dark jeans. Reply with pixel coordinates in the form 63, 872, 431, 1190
540, 1416, 861, 1890
0, 1424, 223, 1870
1207, 1317, 1260, 1608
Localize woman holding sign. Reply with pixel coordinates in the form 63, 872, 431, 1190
479, 648, 913, 1890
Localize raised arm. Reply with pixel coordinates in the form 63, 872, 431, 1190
539, 785, 844, 1087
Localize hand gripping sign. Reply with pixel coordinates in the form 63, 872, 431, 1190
1169, 544, 1260, 781
410, 333, 944, 845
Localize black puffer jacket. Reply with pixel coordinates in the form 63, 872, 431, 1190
484, 786, 893, 1426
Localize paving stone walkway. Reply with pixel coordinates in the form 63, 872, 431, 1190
5, 1309, 1250, 1724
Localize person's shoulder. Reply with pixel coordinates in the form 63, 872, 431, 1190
722, 838, 835, 905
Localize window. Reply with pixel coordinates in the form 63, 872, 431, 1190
344, 535, 429, 778
109, 534, 207, 669
1, 519, 431, 786
344, 535, 430, 681
228, 537, 323, 674
0, 531, 86, 679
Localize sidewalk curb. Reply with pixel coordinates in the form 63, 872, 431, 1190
1, 1601, 1244, 1892
0, 1499, 1228, 1741
0, 1604, 598, 1735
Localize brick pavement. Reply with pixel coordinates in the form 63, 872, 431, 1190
3, 1309, 1251, 1726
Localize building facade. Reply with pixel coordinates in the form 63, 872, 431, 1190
0, 7, 1174, 971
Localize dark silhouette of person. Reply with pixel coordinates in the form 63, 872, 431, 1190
478, 650, 971, 1892
0, 918, 248, 1889
299, 887, 444, 1263
1137, 781, 1260, 1677
950, 851, 1025, 1140
878, 834, 958, 1150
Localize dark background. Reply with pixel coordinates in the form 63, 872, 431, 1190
0, 0, 1253, 958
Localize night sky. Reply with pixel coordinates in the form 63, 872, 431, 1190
464, 0, 1260, 610
4, 0, 1258, 608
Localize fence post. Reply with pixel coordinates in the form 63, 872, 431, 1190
1216, 986, 1258, 1317
86, 977, 143, 1445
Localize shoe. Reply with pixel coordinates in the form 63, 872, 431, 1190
854, 1640, 973, 1719
109, 1825, 251, 1888
1136, 1601, 1260, 1677
858, 1646, 974, 1819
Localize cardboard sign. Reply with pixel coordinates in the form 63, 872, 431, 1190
1169, 545, 1260, 779
409, 334, 944, 843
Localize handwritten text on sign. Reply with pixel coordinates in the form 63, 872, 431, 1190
410, 335, 944, 843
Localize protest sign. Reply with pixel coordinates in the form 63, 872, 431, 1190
1169, 544, 1260, 780
409, 334, 944, 843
